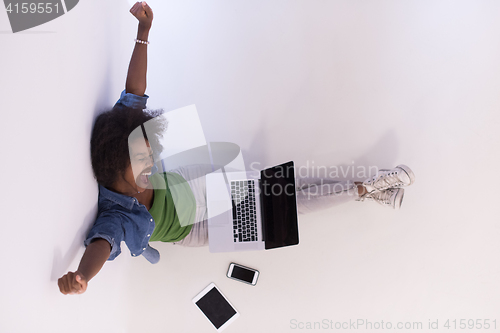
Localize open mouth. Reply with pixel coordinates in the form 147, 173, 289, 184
139, 170, 152, 186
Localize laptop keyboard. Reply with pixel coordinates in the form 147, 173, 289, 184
231, 180, 258, 242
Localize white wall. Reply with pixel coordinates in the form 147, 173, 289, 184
1, 0, 499, 332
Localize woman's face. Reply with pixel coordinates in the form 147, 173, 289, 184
116, 138, 154, 195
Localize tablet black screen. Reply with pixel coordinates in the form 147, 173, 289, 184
195, 287, 237, 329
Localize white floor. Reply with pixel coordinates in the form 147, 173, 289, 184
1, 1, 500, 332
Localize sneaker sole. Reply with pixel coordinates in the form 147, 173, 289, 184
395, 164, 415, 187
393, 188, 404, 210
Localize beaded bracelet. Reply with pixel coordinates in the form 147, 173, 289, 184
134, 38, 150, 45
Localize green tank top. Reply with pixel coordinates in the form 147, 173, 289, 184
148, 172, 196, 242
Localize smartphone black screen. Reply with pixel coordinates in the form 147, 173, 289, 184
231, 265, 256, 283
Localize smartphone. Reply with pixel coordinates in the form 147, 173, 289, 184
227, 263, 259, 286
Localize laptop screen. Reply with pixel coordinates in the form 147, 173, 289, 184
260, 161, 299, 249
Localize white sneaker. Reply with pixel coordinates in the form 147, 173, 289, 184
357, 188, 405, 210
363, 164, 415, 193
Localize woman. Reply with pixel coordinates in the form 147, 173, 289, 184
58, 2, 415, 295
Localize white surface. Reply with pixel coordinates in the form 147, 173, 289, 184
1, 0, 500, 332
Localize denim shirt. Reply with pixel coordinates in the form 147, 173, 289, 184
84, 89, 161, 264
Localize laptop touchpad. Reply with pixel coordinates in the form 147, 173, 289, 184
208, 200, 232, 225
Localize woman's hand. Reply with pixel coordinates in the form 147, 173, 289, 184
130, 1, 153, 30
58, 271, 88, 295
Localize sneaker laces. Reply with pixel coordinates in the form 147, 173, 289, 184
357, 188, 395, 206
366, 169, 405, 191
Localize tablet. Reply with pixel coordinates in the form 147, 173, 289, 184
192, 283, 240, 332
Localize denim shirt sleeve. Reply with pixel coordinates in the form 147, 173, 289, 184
114, 89, 149, 109
84, 214, 124, 261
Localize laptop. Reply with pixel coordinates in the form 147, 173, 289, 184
206, 161, 299, 253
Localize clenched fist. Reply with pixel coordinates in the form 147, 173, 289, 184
130, 1, 153, 30
58, 271, 88, 295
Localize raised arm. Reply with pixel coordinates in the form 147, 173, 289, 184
58, 3, 155, 296
58, 239, 111, 295
125, 1, 154, 96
